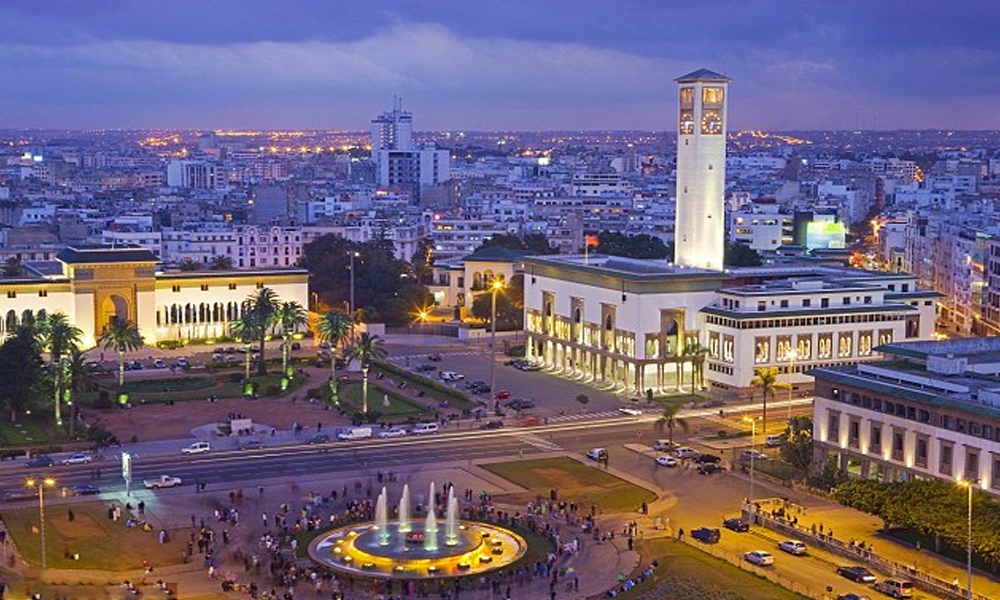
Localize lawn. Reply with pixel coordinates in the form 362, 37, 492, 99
618, 538, 809, 600
482, 457, 656, 514
341, 382, 433, 419
2, 501, 188, 572
83, 371, 308, 405
372, 364, 476, 411
120, 376, 216, 394
0, 417, 60, 446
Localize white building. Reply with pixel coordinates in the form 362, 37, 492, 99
730, 200, 793, 251
166, 160, 222, 189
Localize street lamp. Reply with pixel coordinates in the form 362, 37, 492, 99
957, 479, 977, 600
348, 251, 360, 318
785, 347, 798, 423
26, 477, 56, 570
489, 279, 505, 414
742, 416, 759, 522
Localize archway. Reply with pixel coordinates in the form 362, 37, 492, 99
101, 294, 130, 329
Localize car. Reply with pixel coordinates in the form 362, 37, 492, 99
25, 455, 55, 468
415, 364, 437, 372
144, 475, 182, 489
673, 447, 700, 459
765, 434, 783, 447
427, 353, 442, 362
520, 361, 543, 371
318, 342, 331, 349
722, 517, 750, 532
690, 527, 720, 544
377, 427, 408, 439
586, 448, 608, 461
61, 453, 93, 465
619, 406, 643, 416
439, 371, 464, 382
836, 594, 872, 600
153, 359, 166, 369
130, 360, 143, 370
212, 353, 225, 362
652, 440, 678, 452
181, 441, 211, 455
872, 578, 913, 598
743, 550, 774, 566
176, 357, 189, 368
70, 484, 102, 496
739, 449, 768, 462
411, 423, 439, 435
777, 540, 808, 555
494, 390, 511, 400
836, 566, 877, 584
504, 398, 536, 410
655, 456, 678, 467
290, 342, 301, 351
694, 453, 722, 464
698, 463, 726, 475
225, 355, 238, 362
239, 440, 266, 450
307, 433, 331, 444
480, 420, 504, 430
224, 346, 236, 354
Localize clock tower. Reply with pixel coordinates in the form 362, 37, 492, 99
674, 68, 730, 271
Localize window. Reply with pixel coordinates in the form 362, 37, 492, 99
940, 442, 953, 476
200, 284, 209, 292
256, 282, 264, 289
966, 449, 980, 480
892, 429, 904, 461
916, 437, 928, 468
843, 297, 851, 305
172, 285, 181, 293
780, 299, 788, 308
38, 290, 47, 297
848, 419, 860, 448
6, 291, 14, 299
821, 298, 829, 308
992, 456, 1000, 490
803, 299, 811, 307
228, 283, 237, 290
827, 410, 840, 441
870, 423, 882, 453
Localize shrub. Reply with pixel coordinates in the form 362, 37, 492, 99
155, 340, 186, 350
373, 360, 469, 403
265, 384, 281, 396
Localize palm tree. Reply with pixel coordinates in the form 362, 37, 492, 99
682, 339, 708, 393
2, 256, 25, 277
750, 366, 791, 431
653, 400, 689, 444
347, 332, 387, 414
276, 301, 308, 377
99, 319, 144, 388
229, 313, 261, 383
246, 288, 281, 375
315, 311, 353, 403
37, 313, 83, 426
210, 255, 234, 270
65, 348, 94, 438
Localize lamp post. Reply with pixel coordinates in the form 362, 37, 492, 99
786, 347, 798, 423
489, 279, 504, 414
958, 479, 975, 600
348, 252, 360, 317
26, 477, 55, 570
742, 416, 758, 521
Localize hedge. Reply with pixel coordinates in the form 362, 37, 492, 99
372, 360, 470, 404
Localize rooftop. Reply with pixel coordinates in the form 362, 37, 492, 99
522, 254, 729, 282
56, 246, 158, 264
675, 68, 731, 83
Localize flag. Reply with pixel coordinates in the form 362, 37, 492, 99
585, 233, 599, 247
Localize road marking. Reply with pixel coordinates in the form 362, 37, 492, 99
510, 432, 561, 451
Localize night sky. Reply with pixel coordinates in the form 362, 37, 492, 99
1, 0, 998, 131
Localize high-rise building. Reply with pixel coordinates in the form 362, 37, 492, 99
371, 99, 414, 153
370, 101, 450, 199
674, 69, 730, 271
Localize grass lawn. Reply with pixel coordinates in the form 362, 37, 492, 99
120, 376, 216, 394
3, 501, 187, 571
0, 417, 60, 446
482, 457, 656, 514
372, 364, 476, 411
341, 382, 434, 419
83, 371, 308, 405
618, 538, 809, 600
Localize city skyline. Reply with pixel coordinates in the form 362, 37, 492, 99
1, 0, 999, 131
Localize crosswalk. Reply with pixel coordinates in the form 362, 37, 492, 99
545, 410, 622, 423
511, 432, 562, 451
387, 351, 484, 364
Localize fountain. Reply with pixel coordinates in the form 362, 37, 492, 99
309, 482, 527, 580
375, 487, 390, 546
398, 484, 411, 533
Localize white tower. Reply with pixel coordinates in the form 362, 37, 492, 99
674, 69, 730, 271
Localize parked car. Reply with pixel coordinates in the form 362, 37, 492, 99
25, 455, 55, 468
697, 463, 726, 475
480, 420, 504, 430
504, 398, 536, 410
723, 517, 750, 532
739, 449, 768, 462
427, 353, 442, 362
338, 427, 374, 441
777, 540, 808, 555
61, 453, 93, 465
673, 447, 700, 459
70, 484, 101, 496
694, 453, 722, 464
743, 550, 774, 566
307, 433, 331, 444
415, 364, 437, 372
765, 434, 783, 447
494, 390, 511, 400
837, 594, 872, 600
176, 357, 189, 368
181, 441, 211, 455
240, 440, 265, 450
520, 361, 543, 371
411, 423, 439, 435
377, 427, 408, 439
153, 359, 166, 369
130, 360, 144, 370
619, 406, 642, 416
690, 527, 720, 544
290, 342, 301, 351
872, 578, 913, 598
652, 439, 678, 452
144, 475, 182, 489
212, 353, 225, 362
439, 371, 464, 382
836, 566, 877, 584
586, 448, 608, 461
655, 456, 678, 467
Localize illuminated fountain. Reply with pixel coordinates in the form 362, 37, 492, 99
309, 482, 527, 580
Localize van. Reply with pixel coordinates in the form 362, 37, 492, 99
873, 579, 913, 598
337, 427, 373, 441
411, 423, 440, 435
765, 434, 783, 447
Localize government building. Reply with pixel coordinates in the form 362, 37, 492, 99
0, 246, 309, 348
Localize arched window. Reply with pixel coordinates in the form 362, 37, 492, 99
605, 315, 613, 330
5, 310, 16, 332
37, 309, 46, 321
21, 310, 33, 326
184, 304, 192, 323
574, 308, 581, 323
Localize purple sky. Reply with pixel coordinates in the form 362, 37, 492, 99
1, 0, 998, 131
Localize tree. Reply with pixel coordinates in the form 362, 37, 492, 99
98, 319, 144, 389
315, 311, 353, 404
229, 313, 261, 383
470, 274, 524, 330
2, 256, 25, 277
575, 394, 590, 413
592, 231, 670, 259
0, 325, 44, 421
210, 255, 234, 270
725, 242, 763, 267
276, 301, 308, 378
346, 333, 387, 414
681, 339, 707, 393
178, 258, 201, 271
478, 233, 558, 255
750, 366, 790, 432
653, 400, 688, 444
246, 287, 281, 375
411, 237, 436, 285
779, 416, 814, 471
65, 347, 94, 438
36, 313, 82, 426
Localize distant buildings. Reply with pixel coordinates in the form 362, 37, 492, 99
370, 102, 451, 199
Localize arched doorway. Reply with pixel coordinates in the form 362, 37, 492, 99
101, 294, 130, 329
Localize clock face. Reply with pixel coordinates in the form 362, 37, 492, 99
701, 110, 723, 135
679, 110, 694, 135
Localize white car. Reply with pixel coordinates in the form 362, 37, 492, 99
378, 427, 408, 439
181, 441, 211, 455
740, 449, 769, 462
619, 406, 643, 416
655, 456, 679, 467
777, 540, 807, 555
144, 475, 182, 489
176, 357, 189, 368
743, 550, 775, 566
586, 448, 608, 461
652, 439, 678, 452
673, 446, 700, 459
61, 453, 93, 465
439, 371, 464, 382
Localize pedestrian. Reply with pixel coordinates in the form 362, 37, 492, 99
67, 509, 75, 522
677, 527, 684, 540
138, 501, 145, 516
